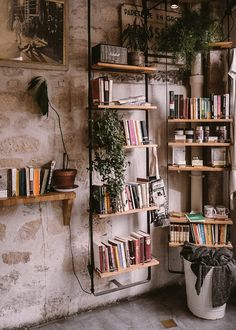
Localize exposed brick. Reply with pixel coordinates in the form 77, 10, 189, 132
0, 223, 6, 241
16, 219, 41, 241
2, 252, 31, 265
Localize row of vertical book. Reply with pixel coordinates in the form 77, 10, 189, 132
92, 179, 150, 214
169, 223, 230, 245
93, 230, 151, 273
123, 119, 149, 146
169, 91, 230, 119
0, 161, 55, 198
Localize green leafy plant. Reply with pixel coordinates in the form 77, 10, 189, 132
92, 109, 126, 211
122, 17, 153, 53
155, 7, 219, 69
27, 76, 69, 169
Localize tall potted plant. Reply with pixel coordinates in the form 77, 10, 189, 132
122, 17, 153, 66
27, 76, 77, 189
92, 109, 126, 212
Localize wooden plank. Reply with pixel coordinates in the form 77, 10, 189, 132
168, 142, 231, 147
209, 41, 233, 49
168, 165, 228, 172
169, 242, 233, 248
96, 205, 158, 219
95, 258, 159, 278
0, 192, 76, 226
124, 144, 158, 150
168, 119, 233, 123
91, 62, 157, 73
94, 104, 157, 110
169, 215, 233, 225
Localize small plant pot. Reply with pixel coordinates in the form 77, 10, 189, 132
128, 51, 145, 66
53, 169, 77, 189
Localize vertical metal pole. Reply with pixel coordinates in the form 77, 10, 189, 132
87, 0, 94, 294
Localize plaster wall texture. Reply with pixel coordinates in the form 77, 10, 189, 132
0, 0, 226, 329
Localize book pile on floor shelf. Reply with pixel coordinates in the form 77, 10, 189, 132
93, 230, 151, 273
0, 160, 56, 198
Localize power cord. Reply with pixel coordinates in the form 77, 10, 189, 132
68, 223, 92, 295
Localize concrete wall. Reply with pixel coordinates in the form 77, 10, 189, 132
0, 0, 227, 329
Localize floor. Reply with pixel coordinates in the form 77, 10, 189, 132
31, 284, 236, 330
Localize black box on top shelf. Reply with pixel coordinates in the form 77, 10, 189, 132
92, 44, 128, 65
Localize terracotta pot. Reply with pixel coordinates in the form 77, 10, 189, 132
53, 169, 77, 189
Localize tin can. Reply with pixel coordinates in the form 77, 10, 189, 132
195, 126, 204, 143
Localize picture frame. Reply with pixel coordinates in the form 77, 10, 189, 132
0, 0, 68, 70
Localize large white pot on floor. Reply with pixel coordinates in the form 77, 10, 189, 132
184, 259, 226, 320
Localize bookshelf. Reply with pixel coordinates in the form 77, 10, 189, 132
88, 0, 159, 295
0, 192, 76, 226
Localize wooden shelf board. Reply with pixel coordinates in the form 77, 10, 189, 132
91, 62, 157, 73
94, 104, 157, 110
168, 142, 231, 147
169, 242, 233, 248
208, 41, 233, 49
169, 216, 233, 225
95, 258, 159, 278
124, 144, 158, 150
0, 192, 76, 226
96, 205, 158, 219
168, 165, 228, 172
168, 118, 233, 123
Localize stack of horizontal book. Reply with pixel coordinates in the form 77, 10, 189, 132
93, 230, 151, 273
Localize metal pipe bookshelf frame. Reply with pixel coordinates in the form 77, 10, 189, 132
87, 0, 157, 296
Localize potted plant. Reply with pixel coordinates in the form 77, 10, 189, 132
92, 109, 126, 212
122, 17, 153, 66
155, 6, 220, 70
27, 76, 77, 189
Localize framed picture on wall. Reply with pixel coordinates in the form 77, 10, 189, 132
0, 0, 68, 70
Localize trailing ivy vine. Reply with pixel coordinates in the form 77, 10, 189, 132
92, 109, 126, 211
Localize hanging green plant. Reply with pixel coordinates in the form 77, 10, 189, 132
92, 109, 126, 211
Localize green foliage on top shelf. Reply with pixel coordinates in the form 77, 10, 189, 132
122, 17, 153, 52
92, 109, 126, 211
155, 6, 220, 69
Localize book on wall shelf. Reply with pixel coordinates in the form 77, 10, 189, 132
185, 213, 205, 222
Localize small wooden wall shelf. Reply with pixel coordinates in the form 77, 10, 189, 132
95, 258, 159, 278
0, 192, 76, 226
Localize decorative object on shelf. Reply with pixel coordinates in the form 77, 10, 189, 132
92, 109, 126, 212
122, 17, 153, 66
92, 44, 128, 65
155, 6, 219, 69
27, 76, 77, 189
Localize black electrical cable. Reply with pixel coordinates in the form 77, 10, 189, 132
68, 223, 92, 295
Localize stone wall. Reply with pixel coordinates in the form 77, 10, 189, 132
0, 0, 228, 329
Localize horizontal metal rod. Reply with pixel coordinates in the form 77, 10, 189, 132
93, 278, 150, 296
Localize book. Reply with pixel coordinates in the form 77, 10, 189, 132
40, 168, 50, 195
0, 169, 8, 198
137, 230, 151, 262
130, 231, 145, 264
185, 213, 205, 222
19, 168, 26, 196
33, 168, 41, 196
114, 236, 131, 267
93, 241, 104, 273
46, 160, 56, 193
